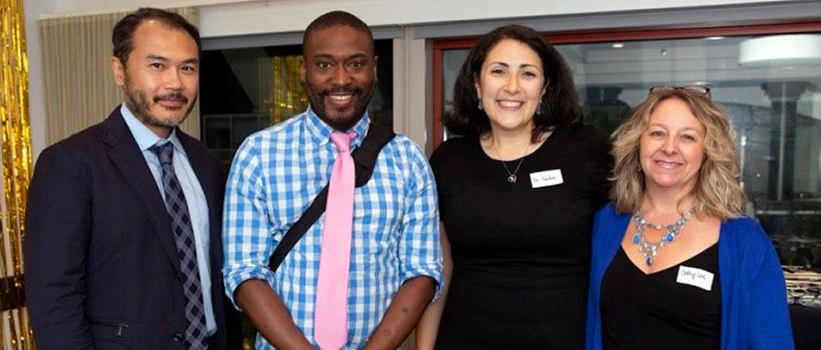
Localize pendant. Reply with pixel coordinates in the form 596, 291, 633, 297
507, 174, 517, 183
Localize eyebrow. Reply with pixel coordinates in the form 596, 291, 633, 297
146, 55, 199, 65
312, 53, 369, 61
488, 62, 541, 70
648, 123, 704, 134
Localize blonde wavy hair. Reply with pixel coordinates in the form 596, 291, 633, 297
610, 88, 745, 220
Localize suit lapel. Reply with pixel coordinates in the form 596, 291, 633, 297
103, 107, 181, 273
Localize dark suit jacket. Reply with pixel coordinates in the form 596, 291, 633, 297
24, 107, 240, 350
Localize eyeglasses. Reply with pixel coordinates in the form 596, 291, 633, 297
649, 86, 712, 98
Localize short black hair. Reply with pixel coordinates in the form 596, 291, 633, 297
446, 24, 583, 141
112, 7, 201, 65
302, 11, 374, 56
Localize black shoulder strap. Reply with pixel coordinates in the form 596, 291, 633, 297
268, 126, 396, 272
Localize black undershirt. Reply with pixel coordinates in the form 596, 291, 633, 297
601, 243, 721, 350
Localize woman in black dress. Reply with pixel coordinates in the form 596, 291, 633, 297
416, 25, 611, 349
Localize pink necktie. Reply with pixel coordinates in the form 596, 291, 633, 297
315, 131, 357, 350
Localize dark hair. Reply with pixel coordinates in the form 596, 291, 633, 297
302, 11, 374, 56
446, 24, 582, 141
112, 7, 201, 65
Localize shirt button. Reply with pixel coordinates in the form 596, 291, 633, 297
174, 333, 184, 342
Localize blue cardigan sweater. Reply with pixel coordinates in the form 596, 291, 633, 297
585, 203, 794, 350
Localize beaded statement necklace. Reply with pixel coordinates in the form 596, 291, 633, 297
632, 209, 693, 266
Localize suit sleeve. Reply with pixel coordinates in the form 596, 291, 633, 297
24, 144, 95, 350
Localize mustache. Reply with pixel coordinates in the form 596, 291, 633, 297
154, 92, 188, 104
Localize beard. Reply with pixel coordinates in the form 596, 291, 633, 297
304, 81, 374, 131
123, 73, 196, 130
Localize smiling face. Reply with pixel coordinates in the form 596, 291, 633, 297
110, 20, 199, 138
475, 39, 547, 135
301, 25, 377, 131
639, 98, 707, 194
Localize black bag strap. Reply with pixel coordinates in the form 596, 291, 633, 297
268, 126, 395, 272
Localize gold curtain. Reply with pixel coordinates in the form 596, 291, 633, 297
0, 0, 35, 348
269, 55, 308, 125
39, 7, 199, 146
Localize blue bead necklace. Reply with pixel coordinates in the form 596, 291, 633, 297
632, 210, 693, 266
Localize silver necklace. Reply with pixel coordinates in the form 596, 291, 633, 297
493, 141, 529, 183
632, 209, 693, 266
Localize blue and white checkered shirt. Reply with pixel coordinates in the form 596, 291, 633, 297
222, 107, 443, 349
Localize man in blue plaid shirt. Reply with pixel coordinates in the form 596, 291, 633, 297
222, 11, 443, 350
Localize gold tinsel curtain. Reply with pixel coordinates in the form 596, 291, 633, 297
268, 55, 308, 125
0, 0, 34, 348
39, 7, 199, 146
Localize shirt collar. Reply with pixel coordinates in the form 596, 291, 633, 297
305, 105, 369, 149
120, 104, 185, 154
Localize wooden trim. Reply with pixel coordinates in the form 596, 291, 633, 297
432, 46, 445, 148
547, 21, 821, 44
433, 39, 476, 51
430, 20, 821, 149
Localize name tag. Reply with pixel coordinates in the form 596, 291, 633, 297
529, 169, 563, 188
676, 265, 715, 291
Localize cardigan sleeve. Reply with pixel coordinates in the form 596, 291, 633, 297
746, 233, 795, 350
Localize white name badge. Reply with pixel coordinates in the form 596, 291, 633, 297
530, 169, 563, 188
676, 265, 715, 291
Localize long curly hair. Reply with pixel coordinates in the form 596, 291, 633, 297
444, 24, 582, 142
610, 88, 745, 220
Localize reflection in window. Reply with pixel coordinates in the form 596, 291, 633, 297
440, 33, 821, 305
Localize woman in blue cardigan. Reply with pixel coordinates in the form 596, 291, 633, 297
585, 86, 794, 350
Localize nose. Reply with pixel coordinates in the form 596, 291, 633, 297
332, 66, 352, 86
164, 69, 183, 90
662, 136, 677, 154
503, 74, 520, 93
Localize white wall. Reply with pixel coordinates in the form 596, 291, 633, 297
24, 0, 808, 157
39, 0, 803, 37
196, 0, 800, 38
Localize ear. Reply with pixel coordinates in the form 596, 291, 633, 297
541, 84, 548, 99
474, 74, 482, 99
372, 55, 379, 79
299, 57, 306, 84
110, 57, 125, 87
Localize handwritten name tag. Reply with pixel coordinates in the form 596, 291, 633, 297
530, 169, 563, 188
676, 265, 715, 291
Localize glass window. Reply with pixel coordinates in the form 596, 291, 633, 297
201, 40, 394, 172
437, 32, 821, 306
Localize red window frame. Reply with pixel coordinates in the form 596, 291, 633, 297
431, 21, 821, 148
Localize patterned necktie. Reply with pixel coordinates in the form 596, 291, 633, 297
315, 131, 357, 350
150, 142, 208, 350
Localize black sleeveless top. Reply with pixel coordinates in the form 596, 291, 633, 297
601, 243, 721, 350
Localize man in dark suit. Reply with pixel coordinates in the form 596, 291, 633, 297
24, 8, 239, 350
